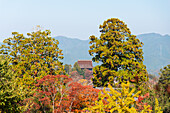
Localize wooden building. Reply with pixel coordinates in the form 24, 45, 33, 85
77, 60, 93, 71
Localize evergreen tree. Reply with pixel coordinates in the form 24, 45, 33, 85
73, 62, 84, 76
89, 18, 148, 87
64, 64, 72, 74
157, 65, 170, 113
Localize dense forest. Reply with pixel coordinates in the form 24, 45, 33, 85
0, 18, 169, 113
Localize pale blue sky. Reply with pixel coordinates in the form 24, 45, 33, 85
0, 0, 169, 41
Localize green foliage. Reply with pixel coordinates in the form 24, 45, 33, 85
73, 62, 81, 72
158, 65, 170, 90
157, 65, 170, 112
0, 55, 24, 112
73, 62, 84, 76
0, 30, 65, 85
64, 64, 72, 74
89, 18, 148, 87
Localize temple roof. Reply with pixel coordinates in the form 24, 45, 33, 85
77, 60, 93, 69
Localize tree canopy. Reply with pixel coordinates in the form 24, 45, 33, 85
89, 18, 148, 87
0, 55, 24, 112
158, 65, 170, 90
0, 30, 65, 83
73, 62, 84, 76
64, 64, 72, 74
157, 65, 170, 112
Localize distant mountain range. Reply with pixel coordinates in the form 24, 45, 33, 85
0, 33, 170, 75
54, 33, 170, 75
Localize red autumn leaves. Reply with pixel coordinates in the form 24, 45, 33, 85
24, 75, 100, 113
136, 93, 152, 111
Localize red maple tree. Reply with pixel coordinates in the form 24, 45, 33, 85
23, 75, 100, 113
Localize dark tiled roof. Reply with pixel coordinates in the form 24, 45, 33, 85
77, 60, 93, 69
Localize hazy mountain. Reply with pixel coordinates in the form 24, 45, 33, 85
55, 33, 170, 75
54, 36, 92, 65
137, 33, 170, 74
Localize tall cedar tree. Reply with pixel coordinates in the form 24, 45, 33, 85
89, 18, 148, 87
0, 30, 65, 85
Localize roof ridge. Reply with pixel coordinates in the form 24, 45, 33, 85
78, 60, 92, 61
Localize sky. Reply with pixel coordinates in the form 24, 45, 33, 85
0, 0, 170, 41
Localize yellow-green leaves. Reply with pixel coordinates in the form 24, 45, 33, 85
84, 91, 106, 113
89, 18, 148, 87
85, 82, 141, 113
85, 82, 155, 113
0, 30, 65, 111
0, 30, 65, 82
0, 55, 25, 112
154, 98, 163, 113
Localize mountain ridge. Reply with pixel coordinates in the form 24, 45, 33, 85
54, 33, 170, 75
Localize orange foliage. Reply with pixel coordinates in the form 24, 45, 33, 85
70, 71, 83, 82
24, 75, 72, 113
136, 93, 152, 111
68, 82, 100, 112
23, 75, 100, 113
